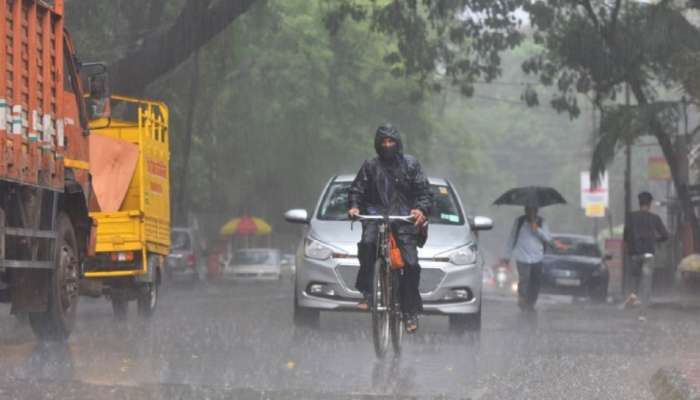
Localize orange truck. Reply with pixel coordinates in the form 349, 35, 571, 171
0, 0, 108, 339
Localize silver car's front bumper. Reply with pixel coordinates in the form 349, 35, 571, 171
296, 255, 481, 315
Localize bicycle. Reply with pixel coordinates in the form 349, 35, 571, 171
354, 214, 414, 358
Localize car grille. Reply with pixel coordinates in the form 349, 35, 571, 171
335, 265, 445, 294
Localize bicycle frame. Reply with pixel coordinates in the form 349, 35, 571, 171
354, 214, 413, 357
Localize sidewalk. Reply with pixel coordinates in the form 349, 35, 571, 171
651, 365, 700, 400
649, 287, 700, 400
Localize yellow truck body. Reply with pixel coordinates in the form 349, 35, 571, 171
86, 96, 170, 279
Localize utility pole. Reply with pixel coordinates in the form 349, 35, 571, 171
622, 0, 632, 297
592, 99, 600, 241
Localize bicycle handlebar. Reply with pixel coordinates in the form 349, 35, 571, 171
352, 214, 415, 223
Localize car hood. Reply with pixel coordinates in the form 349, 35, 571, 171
543, 254, 602, 270
309, 219, 472, 258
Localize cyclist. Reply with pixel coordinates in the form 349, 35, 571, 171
347, 124, 433, 333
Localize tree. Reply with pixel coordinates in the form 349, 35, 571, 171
517, 0, 700, 248
67, 0, 259, 95
322, 0, 526, 97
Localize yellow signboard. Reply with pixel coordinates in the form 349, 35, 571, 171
585, 203, 606, 218
648, 156, 671, 181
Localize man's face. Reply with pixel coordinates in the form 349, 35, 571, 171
381, 137, 397, 150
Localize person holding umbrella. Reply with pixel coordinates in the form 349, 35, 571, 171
495, 187, 566, 311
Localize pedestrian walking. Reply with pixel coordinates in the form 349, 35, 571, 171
623, 191, 669, 307
501, 206, 561, 311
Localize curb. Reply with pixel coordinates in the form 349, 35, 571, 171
651, 367, 700, 400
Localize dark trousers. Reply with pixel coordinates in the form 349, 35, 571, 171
356, 222, 423, 314
516, 261, 542, 307
627, 254, 654, 305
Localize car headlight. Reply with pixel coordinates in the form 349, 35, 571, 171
304, 238, 334, 260
436, 243, 478, 266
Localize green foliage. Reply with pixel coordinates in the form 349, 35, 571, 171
322, 0, 526, 96
591, 102, 680, 184
67, 0, 471, 236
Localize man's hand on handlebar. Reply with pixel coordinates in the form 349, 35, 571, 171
410, 209, 426, 227
348, 208, 360, 219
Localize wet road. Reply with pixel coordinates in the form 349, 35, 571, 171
0, 279, 698, 399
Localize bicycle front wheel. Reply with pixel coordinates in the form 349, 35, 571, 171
389, 269, 403, 355
372, 258, 390, 358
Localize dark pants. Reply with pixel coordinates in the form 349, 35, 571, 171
516, 261, 542, 308
356, 222, 423, 314
627, 254, 654, 305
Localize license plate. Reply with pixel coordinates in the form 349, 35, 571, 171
556, 278, 581, 287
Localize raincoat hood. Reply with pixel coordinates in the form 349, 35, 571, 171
374, 125, 403, 161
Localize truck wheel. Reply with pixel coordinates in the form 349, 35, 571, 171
29, 213, 79, 341
111, 298, 128, 320
137, 279, 158, 318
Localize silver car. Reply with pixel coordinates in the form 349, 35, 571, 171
285, 175, 492, 332
224, 248, 282, 281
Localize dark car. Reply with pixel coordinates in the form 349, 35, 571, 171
165, 227, 203, 282
541, 234, 610, 302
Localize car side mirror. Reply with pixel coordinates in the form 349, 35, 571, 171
471, 216, 494, 231
284, 209, 309, 224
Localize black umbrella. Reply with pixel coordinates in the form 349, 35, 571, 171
493, 186, 567, 208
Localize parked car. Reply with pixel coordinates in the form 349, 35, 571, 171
166, 227, 203, 282
285, 174, 493, 332
541, 234, 610, 302
281, 253, 296, 277
224, 248, 282, 281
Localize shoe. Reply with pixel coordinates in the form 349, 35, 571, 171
405, 313, 419, 334
623, 293, 640, 309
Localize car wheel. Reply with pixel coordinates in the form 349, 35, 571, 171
589, 278, 608, 303
293, 291, 319, 328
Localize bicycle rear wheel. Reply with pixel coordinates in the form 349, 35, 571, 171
372, 258, 390, 358
389, 269, 403, 355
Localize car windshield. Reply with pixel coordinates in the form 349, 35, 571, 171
171, 231, 191, 251
317, 181, 464, 225
234, 250, 279, 265
548, 237, 601, 258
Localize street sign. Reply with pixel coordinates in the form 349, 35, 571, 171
648, 156, 672, 181
581, 171, 609, 209
585, 203, 606, 217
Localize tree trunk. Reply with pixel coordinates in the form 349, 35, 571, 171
174, 50, 201, 223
